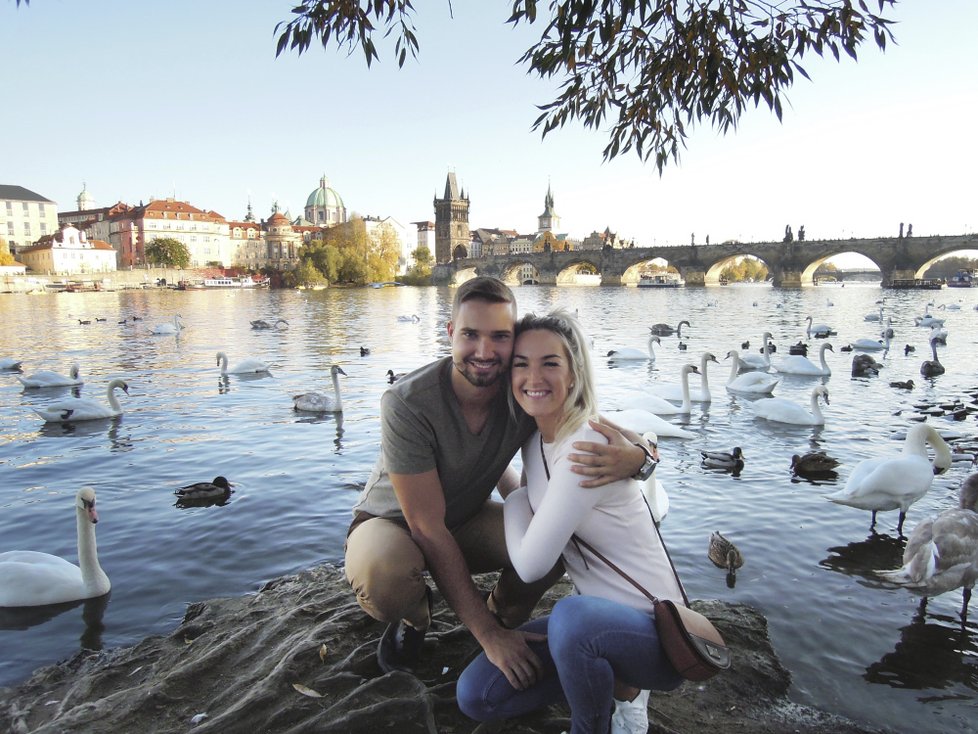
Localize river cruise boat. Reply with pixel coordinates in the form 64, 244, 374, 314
637, 273, 684, 288
887, 277, 944, 290
947, 269, 975, 288
202, 276, 268, 288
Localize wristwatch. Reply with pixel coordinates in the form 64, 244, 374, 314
632, 442, 658, 481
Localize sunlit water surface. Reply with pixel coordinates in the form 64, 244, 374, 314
1, 285, 977, 732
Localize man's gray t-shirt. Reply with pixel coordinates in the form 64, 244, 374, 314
353, 357, 536, 530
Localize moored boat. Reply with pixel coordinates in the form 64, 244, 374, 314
637, 273, 684, 288
203, 276, 268, 288
947, 269, 975, 288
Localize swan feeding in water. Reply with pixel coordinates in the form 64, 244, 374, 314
876, 473, 978, 620
33, 379, 129, 422
773, 342, 834, 376
150, 314, 184, 335
216, 351, 269, 375
724, 350, 780, 394
752, 385, 830, 426
0, 487, 110, 607
17, 363, 83, 388
647, 351, 718, 402
826, 423, 952, 536
606, 335, 661, 362
293, 365, 347, 413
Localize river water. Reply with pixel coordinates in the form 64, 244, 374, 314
1, 284, 976, 732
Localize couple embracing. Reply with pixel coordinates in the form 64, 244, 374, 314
345, 277, 682, 734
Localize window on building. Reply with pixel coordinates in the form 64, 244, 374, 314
23, 202, 30, 214
24, 223, 31, 235
40, 223, 47, 234
4, 201, 11, 214
6, 223, 13, 236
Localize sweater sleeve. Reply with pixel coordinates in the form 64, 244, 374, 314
503, 432, 605, 582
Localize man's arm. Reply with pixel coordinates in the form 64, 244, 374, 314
391, 469, 545, 690
566, 416, 651, 488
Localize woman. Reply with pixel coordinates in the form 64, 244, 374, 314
457, 310, 684, 734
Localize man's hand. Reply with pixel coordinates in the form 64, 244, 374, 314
480, 626, 547, 690
568, 419, 647, 487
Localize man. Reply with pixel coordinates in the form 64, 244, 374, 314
345, 277, 655, 689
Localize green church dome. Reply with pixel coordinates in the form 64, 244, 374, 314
306, 175, 345, 209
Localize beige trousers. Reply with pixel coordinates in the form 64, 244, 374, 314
344, 500, 561, 629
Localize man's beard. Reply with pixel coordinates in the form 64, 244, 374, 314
453, 358, 504, 388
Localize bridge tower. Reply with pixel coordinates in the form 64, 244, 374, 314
433, 172, 470, 263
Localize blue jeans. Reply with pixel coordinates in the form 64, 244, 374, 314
457, 595, 683, 734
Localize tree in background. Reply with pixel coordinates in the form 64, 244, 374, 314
275, 1, 894, 171
721, 255, 769, 282
401, 245, 433, 285
291, 259, 328, 289
0, 238, 15, 266
296, 217, 400, 286
923, 255, 978, 279
145, 238, 191, 269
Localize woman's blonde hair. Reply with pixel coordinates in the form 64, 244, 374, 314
511, 308, 598, 444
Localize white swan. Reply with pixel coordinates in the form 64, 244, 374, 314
738, 332, 773, 371
849, 332, 891, 352
0, 357, 22, 370
724, 351, 780, 394
606, 409, 696, 439
774, 342, 834, 376
827, 423, 952, 535
397, 314, 420, 323
914, 304, 945, 328
150, 314, 184, 335
928, 323, 948, 345
293, 365, 346, 413
607, 335, 661, 362
805, 316, 835, 338
646, 352, 718, 403
752, 385, 829, 426
0, 487, 110, 607
876, 473, 978, 619
864, 307, 883, 322
216, 351, 269, 375
34, 379, 129, 422
636, 364, 698, 415
18, 364, 83, 388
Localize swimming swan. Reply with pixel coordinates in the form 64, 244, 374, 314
607, 335, 661, 362
251, 318, 289, 330
849, 332, 891, 353
738, 332, 773, 371
826, 423, 952, 535
216, 351, 269, 375
876, 473, 978, 620
649, 320, 689, 337
805, 316, 835, 338
150, 314, 184, 335
0, 487, 110, 607
752, 385, 829, 426
774, 342, 834, 376
920, 338, 945, 377
647, 352, 718, 403
293, 365, 346, 412
18, 363, 83, 388
0, 358, 23, 371
724, 351, 780, 394
630, 366, 700, 415
606, 409, 697, 439
34, 379, 129, 422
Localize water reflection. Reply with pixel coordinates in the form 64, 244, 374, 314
37, 416, 129, 450
865, 600, 978, 692
0, 592, 109, 652
819, 533, 906, 583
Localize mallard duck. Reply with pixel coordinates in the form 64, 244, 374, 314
708, 531, 744, 576
791, 452, 840, 477
175, 476, 234, 501
701, 447, 744, 470
840, 344, 854, 352
360, 346, 370, 356
387, 369, 406, 384
889, 379, 914, 390
904, 344, 916, 355
877, 473, 978, 621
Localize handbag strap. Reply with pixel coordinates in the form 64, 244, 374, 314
539, 434, 692, 608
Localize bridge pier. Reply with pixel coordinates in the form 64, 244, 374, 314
773, 270, 803, 288
683, 269, 706, 286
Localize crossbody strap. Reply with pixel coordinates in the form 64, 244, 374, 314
539, 434, 691, 608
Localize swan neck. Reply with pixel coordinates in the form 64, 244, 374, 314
332, 371, 343, 408
107, 384, 122, 411
76, 504, 106, 589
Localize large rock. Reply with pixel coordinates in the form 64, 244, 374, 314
0, 565, 888, 733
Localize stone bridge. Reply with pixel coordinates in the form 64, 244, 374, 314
433, 234, 978, 287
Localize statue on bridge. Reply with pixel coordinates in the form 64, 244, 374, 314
798, 225, 805, 242
907, 223, 913, 237
784, 224, 793, 244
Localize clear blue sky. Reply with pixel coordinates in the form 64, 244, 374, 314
3, 1, 976, 247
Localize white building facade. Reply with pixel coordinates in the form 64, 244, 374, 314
0, 185, 59, 253
17, 224, 116, 275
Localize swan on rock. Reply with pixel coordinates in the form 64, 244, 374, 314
34, 379, 129, 422
724, 351, 780, 394
216, 351, 270, 375
18, 363, 83, 388
647, 351, 718, 403
0, 487, 110, 607
607, 335, 661, 362
293, 365, 347, 413
876, 472, 978, 620
826, 423, 952, 535
774, 342, 834, 376
751, 385, 830, 426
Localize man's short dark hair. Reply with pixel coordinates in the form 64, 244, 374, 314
452, 277, 516, 320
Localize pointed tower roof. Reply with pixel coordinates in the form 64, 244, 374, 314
444, 172, 461, 199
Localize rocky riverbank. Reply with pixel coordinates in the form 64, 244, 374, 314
0, 565, 889, 734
